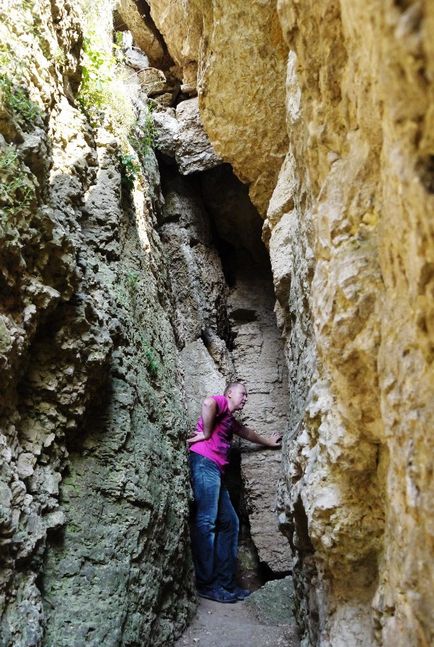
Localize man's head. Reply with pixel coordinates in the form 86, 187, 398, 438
225, 382, 247, 412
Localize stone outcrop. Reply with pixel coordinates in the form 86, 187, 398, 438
0, 1, 195, 644
153, 99, 222, 173
148, 0, 289, 214
147, 0, 434, 645
115, 0, 168, 68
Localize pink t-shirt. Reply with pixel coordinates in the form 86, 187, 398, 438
189, 395, 242, 471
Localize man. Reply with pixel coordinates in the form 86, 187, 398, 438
187, 382, 282, 603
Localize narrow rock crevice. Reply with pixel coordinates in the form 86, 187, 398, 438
156, 155, 292, 586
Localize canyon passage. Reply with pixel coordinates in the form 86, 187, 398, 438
0, 1, 433, 646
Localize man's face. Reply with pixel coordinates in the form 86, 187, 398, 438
229, 384, 248, 411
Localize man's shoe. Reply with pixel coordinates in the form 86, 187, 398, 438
227, 586, 252, 601
197, 586, 238, 603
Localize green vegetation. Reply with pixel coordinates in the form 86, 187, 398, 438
113, 270, 161, 379
139, 336, 160, 378
76, 17, 136, 138
119, 153, 141, 192
120, 109, 156, 191
77, 38, 117, 124
125, 270, 140, 292
77, 0, 156, 194
0, 144, 35, 217
130, 108, 156, 159
0, 75, 42, 129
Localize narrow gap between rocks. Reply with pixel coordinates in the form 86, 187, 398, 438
156, 155, 293, 594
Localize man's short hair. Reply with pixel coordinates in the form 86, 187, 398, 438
224, 382, 244, 395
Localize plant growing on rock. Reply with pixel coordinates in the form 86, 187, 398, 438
139, 335, 160, 378
0, 74, 42, 129
77, 38, 115, 124
119, 152, 141, 192
0, 144, 35, 218
130, 107, 156, 159
77, 13, 135, 138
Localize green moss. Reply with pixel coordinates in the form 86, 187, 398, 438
125, 271, 140, 292
0, 144, 36, 218
0, 74, 42, 129
137, 335, 160, 378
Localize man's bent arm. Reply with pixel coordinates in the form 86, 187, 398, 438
236, 426, 282, 448
202, 397, 218, 439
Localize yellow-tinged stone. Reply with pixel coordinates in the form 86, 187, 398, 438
147, 0, 289, 215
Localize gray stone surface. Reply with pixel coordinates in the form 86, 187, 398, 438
0, 2, 195, 645
1, 3, 296, 646
246, 576, 297, 626
153, 99, 222, 174
159, 163, 291, 573
175, 98, 222, 174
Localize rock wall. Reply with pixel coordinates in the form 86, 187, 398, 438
0, 1, 293, 643
147, 0, 434, 645
0, 1, 195, 644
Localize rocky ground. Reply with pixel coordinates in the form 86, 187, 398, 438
176, 578, 299, 647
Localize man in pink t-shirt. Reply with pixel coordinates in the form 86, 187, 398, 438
187, 382, 282, 603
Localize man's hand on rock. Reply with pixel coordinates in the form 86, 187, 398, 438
267, 432, 283, 448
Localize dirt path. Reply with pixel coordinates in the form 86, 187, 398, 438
175, 579, 299, 647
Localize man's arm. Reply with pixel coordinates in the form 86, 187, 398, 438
201, 397, 218, 439
235, 425, 282, 448
187, 397, 218, 444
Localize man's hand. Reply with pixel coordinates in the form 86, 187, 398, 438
187, 431, 205, 445
266, 432, 283, 448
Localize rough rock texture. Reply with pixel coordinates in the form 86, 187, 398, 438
200, 166, 292, 573
174, 98, 222, 174
147, 0, 434, 645
148, 0, 288, 214
153, 99, 221, 174
115, 0, 168, 68
0, 1, 195, 645
245, 575, 297, 628
146, 0, 202, 89
3, 0, 434, 645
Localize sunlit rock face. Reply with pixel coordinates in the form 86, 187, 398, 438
148, 0, 434, 644
148, 0, 289, 214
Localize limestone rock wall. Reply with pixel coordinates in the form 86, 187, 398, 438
148, 0, 288, 213
2, 0, 434, 644
0, 1, 195, 644
147, 0, 434, 645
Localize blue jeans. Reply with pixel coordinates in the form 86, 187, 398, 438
189, 452, 239, 590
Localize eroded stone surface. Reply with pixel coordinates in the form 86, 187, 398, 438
2, 1, 434, 646
148, 1, 434, 645
0, 1, 195, 645
158, 163, 291, 572
153, 99, 222, 173
148, 0, 289, 214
